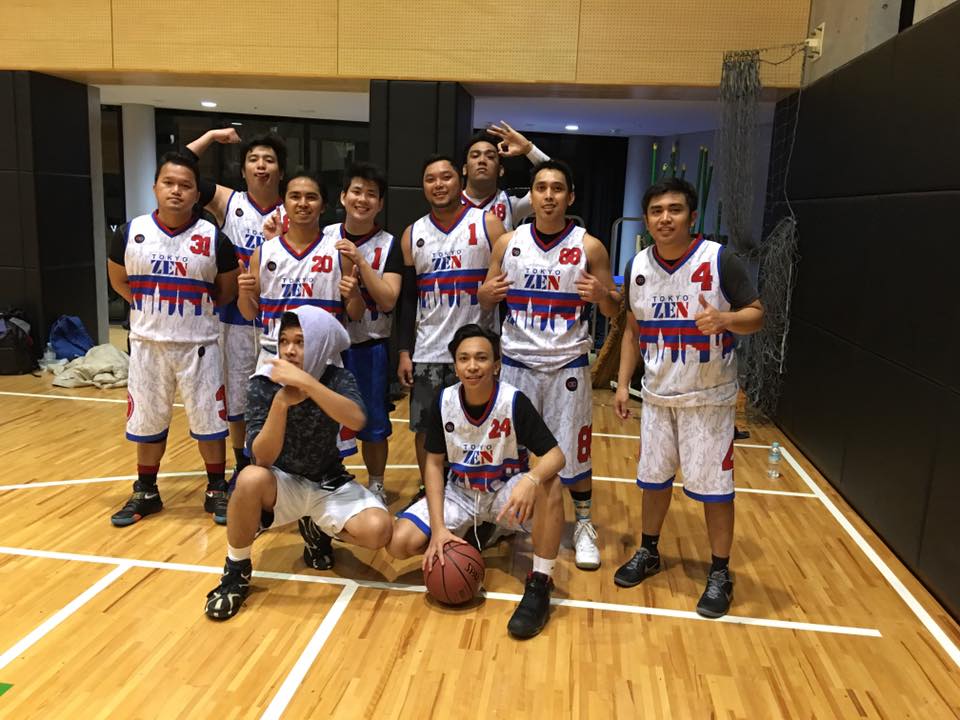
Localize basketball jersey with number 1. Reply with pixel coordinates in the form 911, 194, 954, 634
257, 233, 343, 352
410, 206, 493, 363
628, 237, 738, 406
440, 381, 529, 492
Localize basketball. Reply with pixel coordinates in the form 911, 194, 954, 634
424, 541, 485, 605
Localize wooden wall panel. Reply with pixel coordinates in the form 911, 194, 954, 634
338, 0, 580, 83
576, 0, 809, 87
111, 1, 338, 76
0, 1, 112, 71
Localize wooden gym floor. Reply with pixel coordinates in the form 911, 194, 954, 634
0, 342, 958, 718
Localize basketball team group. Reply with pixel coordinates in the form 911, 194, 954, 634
105, 121, 764, 640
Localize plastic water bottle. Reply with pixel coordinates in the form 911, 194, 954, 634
767, 442, 782, 479
39, 344, 56, 369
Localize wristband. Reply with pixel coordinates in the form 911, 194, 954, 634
524, 473, 540, 487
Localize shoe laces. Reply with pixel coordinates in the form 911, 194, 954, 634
623, 547, 653, 571
573, 521, 598, 547
703, 569, 729, 600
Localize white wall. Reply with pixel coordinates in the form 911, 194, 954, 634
914, 0, 958, 22
804, 0, 902, 84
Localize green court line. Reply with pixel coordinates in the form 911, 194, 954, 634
0, 683, 12, 697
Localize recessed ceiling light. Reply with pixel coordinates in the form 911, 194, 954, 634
201, 100, 217, 108
231, 121, 243, 126
565, 124, 579, 131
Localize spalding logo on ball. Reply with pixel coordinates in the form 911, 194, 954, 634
424, 542, 485, 605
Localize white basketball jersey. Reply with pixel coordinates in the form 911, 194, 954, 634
325, 223, 396, 345
628, 238, 738, 407
124, 212, 222, 344
500, 222, 591, 370
440, 381, 529, 492
410, 207, 493, 363
220, 191, 284, 326
462, 189, 513, 231
258, 233, 343, 351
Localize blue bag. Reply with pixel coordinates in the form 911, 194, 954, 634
49, 315, 95, 360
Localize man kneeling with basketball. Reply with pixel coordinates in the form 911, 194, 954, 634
205, 306, 392, 620
387, 324, 565, 638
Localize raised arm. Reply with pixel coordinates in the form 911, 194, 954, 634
185, 128, 241, 223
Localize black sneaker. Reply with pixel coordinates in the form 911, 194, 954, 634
507, 572, 553, 639
613, 547, 661, 587
696, 568, 734, 618
111, 489, 163, 527
734, 426, 751, 440
298, 517, 334, 570
205, 557, 252, 620
204, 485, 229, 525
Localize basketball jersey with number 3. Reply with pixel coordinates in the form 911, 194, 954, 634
628, 237, 738, 406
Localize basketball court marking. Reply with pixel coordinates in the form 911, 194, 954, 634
0, 563, 131, 672
0, 467, 815, 498
0, 545, 880, 639
260, 582, 358, 720
780, 446, 960, 669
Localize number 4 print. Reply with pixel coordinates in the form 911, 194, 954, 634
691, 262, 713, 291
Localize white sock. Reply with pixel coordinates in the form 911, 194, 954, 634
532, 555, 556, 577
368, 474, 384, 490
227, 544, 252, 562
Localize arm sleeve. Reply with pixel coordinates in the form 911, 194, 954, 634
383, 236, 404, 274
718, 249, 759, 309
215, 230, 240, 272
108, 224, 129, 264
244, 376, 275, 452
397, 265, 417, 353
197, 176, 217, 209
514, 392, 558, 456
423, 394, 447, 455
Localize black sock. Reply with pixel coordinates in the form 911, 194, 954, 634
233, 447, 249, 472
135, 464, 159, 492
206, 463, 226, 490
710, 554, 729, 573
641, 533, 660, 555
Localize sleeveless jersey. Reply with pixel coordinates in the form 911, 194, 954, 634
501, 221, 591, 370
257, 233, 343, 352
124, 212, 222, 344
326, 223, 396, 345
439, 381, 529, 492
410, 206, 493, 363
462, 189, 514, 231
220, 191, 284, 326
628, 237, 738, 407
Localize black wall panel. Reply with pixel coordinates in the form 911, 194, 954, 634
0, 74, 17, 172
768, 4, 960, 617
27, 73, 90, 176
0, 171, 24, 268
35, 174, 94, 268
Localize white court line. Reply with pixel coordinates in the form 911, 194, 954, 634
0, 563, 130, 671
0, 545, 880, 639
0, 390, 184, 408
0, 469, 813, 498
781, 446, 960, 668
260, 583, 358, 720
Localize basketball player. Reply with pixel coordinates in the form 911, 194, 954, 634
397, 155, 506, 482
106, 152, 240, 526
462, 122, 548, 230
614, 177, 763, 618
387, 324, 565, 639
479, 159, 620, 570
186, 128, 287, 490
205, 306, 392, 620
329, 162, 403, 504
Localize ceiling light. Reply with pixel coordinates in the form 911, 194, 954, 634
201, 100, 217, 108
565, 124, 579, 131
231, 121, 242, 126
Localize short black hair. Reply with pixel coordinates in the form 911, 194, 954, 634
342, 161, 387, 199
240, 133, 287, 174
421, 154, 459, 178
447, 323, 501, 360
284, 169, 329, 205
155, 151, 199, 185
530, 159, 575, 192
279, 311, 301, 335
642, 177, 698, 215
462, 132, 502, 166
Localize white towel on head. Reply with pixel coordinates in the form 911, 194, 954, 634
255, 306, 349, 382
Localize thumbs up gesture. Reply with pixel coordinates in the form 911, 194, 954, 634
694, 293, 727, 335
339, 264, 362, 301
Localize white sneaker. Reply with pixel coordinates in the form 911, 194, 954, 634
573, 520, 601, 570
369, 484, 388, 507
